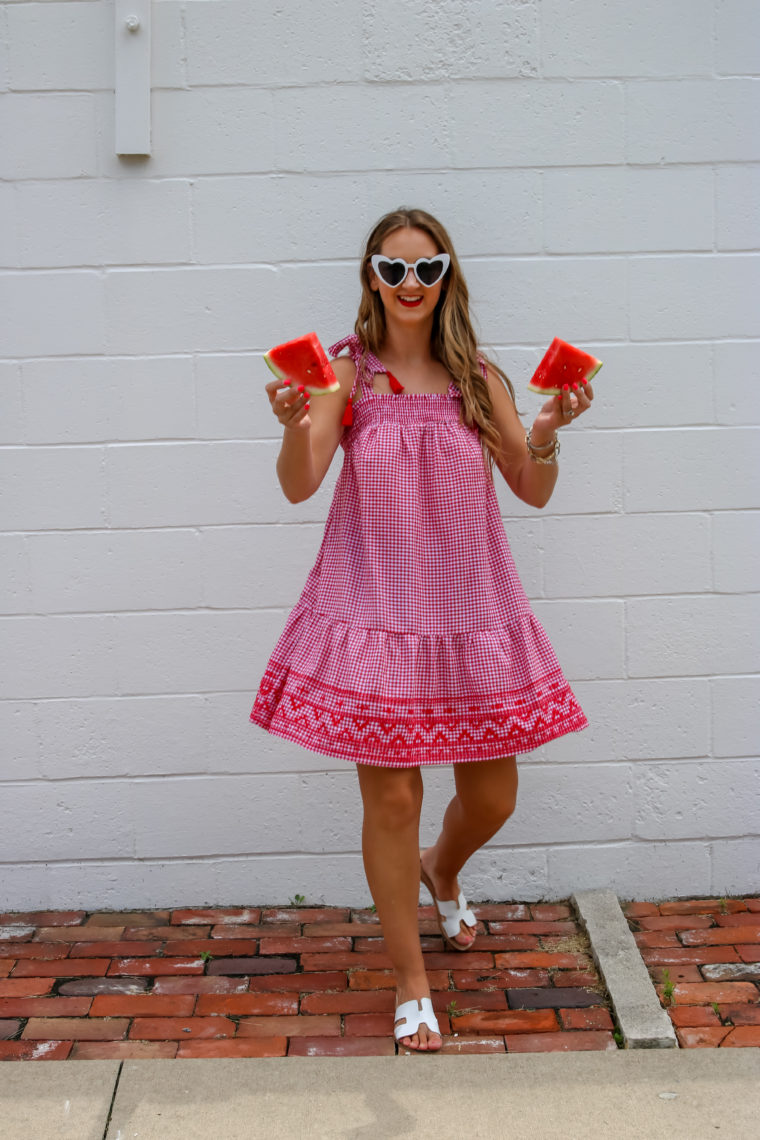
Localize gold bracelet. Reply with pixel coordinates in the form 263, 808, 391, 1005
525, 427, 560, 464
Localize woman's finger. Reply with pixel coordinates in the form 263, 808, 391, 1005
573, 380, 594, 416
273, 386, 304, 419
280, 396, 304, 423
265, 378, 292, 404
556, 387, 580, 424
273, 386, 297, 410
281, 391, 311, 428
557, 385, 574, 422
283, 397, 311, 431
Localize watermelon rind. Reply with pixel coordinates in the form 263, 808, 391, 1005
263, 353, 287, 381
304, 372, 340, 396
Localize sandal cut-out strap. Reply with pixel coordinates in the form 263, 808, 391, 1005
394, 997, 441, 1042
436, 893, 477, 940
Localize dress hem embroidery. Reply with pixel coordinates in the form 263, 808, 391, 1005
250, 662, 588, 766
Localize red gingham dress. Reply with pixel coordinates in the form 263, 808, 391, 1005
250, 333, 588, 767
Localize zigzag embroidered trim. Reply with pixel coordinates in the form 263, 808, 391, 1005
250, 666, 588, 766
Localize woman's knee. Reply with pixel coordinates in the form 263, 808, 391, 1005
357, 765, 423, 831
466, 790, 516, 830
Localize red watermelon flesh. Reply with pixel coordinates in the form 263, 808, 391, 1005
528, 338, 602, 396
264, 331, 340, 395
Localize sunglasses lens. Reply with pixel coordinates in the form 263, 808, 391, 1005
377, 259, 406, 287
415, 258, 445, 287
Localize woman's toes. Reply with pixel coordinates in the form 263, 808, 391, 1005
399, 1027, 442, 1052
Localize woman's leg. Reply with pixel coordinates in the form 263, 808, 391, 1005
356, 762, 441, 1051
421, 755, 518, 947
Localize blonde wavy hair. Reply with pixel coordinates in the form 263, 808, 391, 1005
354, 207, 516, 474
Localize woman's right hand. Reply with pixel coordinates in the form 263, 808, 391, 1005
266, 378, 311, 433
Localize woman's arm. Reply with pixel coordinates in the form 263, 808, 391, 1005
266, 355, 356, 503
484, 364, 593, 509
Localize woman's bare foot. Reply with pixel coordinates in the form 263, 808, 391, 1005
394, 978, 442, 1052
420, 847, 477, 948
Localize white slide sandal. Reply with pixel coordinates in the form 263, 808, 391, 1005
420, 864, 477, 951
394, 997, 441, 1047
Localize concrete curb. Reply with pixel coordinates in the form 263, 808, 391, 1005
572, 887, 678, 1049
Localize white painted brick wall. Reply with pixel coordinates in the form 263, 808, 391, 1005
28, 529, 204, 612
0, 271, 106, 356
1, 0, 757, 910
712, 677, 760, 757
627, 79, 760, 163
0, 94, 99, 179
716, 166, 760, 250
21, 357, 196, 442
540, 0, 715, 77
629, 255, 760, 340
626, 595, 760, 677
16, 179, 192, 268
715, 0, 760, 74
548, 679, 712, 764
714, 341, 759, 425
543, 167, 715, 253
542, 514, 712, 597
623, 428, 760, 513
713, 512, 760, 592
634, 759, 760, 840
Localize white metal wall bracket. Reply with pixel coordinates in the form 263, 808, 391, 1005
115, 0, 152, 156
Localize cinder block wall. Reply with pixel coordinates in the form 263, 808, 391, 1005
1, 0, 758, 909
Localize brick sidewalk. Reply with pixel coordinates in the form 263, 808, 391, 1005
624, 896, 760, 1048
0, 901, 617, 1060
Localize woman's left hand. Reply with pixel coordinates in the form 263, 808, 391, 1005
532, 380, 595, 440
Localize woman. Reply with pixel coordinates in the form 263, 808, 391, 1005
252, 208, 593, 1051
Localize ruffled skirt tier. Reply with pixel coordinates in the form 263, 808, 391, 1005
251, 602, 588, 766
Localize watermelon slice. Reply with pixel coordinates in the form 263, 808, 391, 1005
264, 331, 340, 395
528, 338, 602, 396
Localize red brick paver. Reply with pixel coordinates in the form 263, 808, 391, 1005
623, 896, 760, 1048
0, 901, 616, 1059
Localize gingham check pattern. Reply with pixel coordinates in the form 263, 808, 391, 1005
251, 334, 587, 766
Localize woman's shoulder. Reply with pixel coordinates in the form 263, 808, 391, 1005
331, 353, 357, 386
327, 335, 359, 388
329, 333, 389, 387
328, 333, 362, 362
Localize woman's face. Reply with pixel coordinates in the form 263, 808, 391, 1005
369, 226, 447, 325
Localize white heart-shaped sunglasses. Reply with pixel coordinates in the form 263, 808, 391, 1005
370, 253, 451, 289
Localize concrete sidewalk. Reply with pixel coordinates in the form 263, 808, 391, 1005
1, 1050, 759, 1139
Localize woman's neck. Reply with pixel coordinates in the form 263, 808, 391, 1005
379, 320, 436, 368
